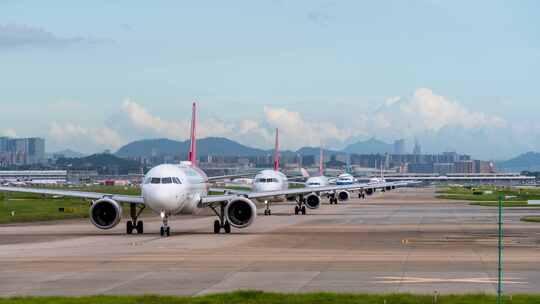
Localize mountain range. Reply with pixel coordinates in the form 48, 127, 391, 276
115, 137, 395, 158
497, 152, 540, 172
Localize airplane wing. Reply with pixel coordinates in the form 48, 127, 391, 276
209, 187, 251, 196
0, 186, 144, 204
199, 182, 396, 208
207, 172, 259, 182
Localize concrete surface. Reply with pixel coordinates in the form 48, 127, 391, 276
1, 187, 540, 296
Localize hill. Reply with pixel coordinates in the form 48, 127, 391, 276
55, 153, 140, 174
342, 138, 393, 154
498, 152, 540, 172
116, 137, 268, 158
115, 137, 397, 159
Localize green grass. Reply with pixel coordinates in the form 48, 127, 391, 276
0, 185, 142, 224
0, 291, 538, 304
521, 216, 540, 223
437, 186, 540, 207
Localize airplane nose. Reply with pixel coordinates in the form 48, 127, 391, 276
144, 186, 176, 211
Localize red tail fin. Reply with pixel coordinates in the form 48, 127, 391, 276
319, 145, 324, 176
273, 128, 279, 171
188, 101, 197, 166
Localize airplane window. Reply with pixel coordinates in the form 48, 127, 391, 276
257, 178, 266, 183
151, 178, 161, 184
162, 177, 172, 184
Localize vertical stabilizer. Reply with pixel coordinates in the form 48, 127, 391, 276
188, 101, 197, 166
273, 128, 280, 171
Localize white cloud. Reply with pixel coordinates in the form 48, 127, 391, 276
263, 106, 353, 149
121, 99, 273, 147
49, 122, 125, 149
374, 88, 507, 136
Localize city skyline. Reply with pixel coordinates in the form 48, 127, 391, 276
1, 1, 539, 159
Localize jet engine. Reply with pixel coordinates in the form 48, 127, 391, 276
89, 198, 122, 230
225, 197, 257, 228
337, 190, 350, 201
304, 193, 321, 209
365, 188, 374, 196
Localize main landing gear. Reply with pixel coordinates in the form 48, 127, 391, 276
328, 193, 338, 205
210, 202, 231, 234
264, 200, 272, 216
160, 211, 170, 237
294, 195, 307, 215
126, 203, 145, 235
358, 191, 366, 200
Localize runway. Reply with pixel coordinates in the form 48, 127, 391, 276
1, 187, 540, 296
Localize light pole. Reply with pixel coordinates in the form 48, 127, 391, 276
497, 194, 503, 304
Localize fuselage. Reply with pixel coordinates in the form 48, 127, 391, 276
306, 175, 330, 188
252, 169, 288, 198
141, 162, 208, 216
336, 173, 355, 185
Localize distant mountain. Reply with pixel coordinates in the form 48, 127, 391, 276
342, 138, 393, 154
50, 149, 86, 158
116, 137, 268, 158
296, 146, 343, 156
115, 137, 397, 159
498, 152, 540, 172
55, 153, 140, 174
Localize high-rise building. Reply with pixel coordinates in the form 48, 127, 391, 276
393, 139, 406, 155
455, 160, 474, 174
0, 137, 45, 166
413, 139, 422, 155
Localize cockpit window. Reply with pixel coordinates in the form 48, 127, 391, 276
257, 178, 278, 183
162, 177, 172, 184
150, 177, 161, 184
173, 177, 182, 184
308, 182, 320, 186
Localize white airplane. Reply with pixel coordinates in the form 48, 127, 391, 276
0, 102, 408, 237
218, 129, 313, 216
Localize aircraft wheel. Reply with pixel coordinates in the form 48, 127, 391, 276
301, 206, 306, 215
294, 206, 299, 215
126, 221, 133, 235
160, 227, 165, 237
224, 221, 231, 234
268, 210, 272, 215
166, 227, 171, 237
214, 220, 221, 234
136, 221, 144, 234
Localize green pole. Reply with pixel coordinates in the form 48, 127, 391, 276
497, 194, 503, 304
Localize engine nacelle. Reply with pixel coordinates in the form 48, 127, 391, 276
89, 198, 122, 230
225, 197, 257, 228
337, 190, 350, 201
365, 188, 374, 196
385, 186, 392, 191
304, 193, 321, 209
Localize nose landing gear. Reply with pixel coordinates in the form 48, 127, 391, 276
160, 211, 170, 237
264, 200, 272, 215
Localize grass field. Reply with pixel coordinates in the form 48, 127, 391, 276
0, 185, 140, 224
521, 216, 540, 223
436, 186, 540, 207
0, 291, 538, 304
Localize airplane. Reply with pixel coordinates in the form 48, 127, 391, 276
0, 101, 412, 237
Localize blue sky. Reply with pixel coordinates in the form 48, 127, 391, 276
0, 1, 539, 159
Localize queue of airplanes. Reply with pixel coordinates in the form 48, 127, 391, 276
0, 102, 415, 237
